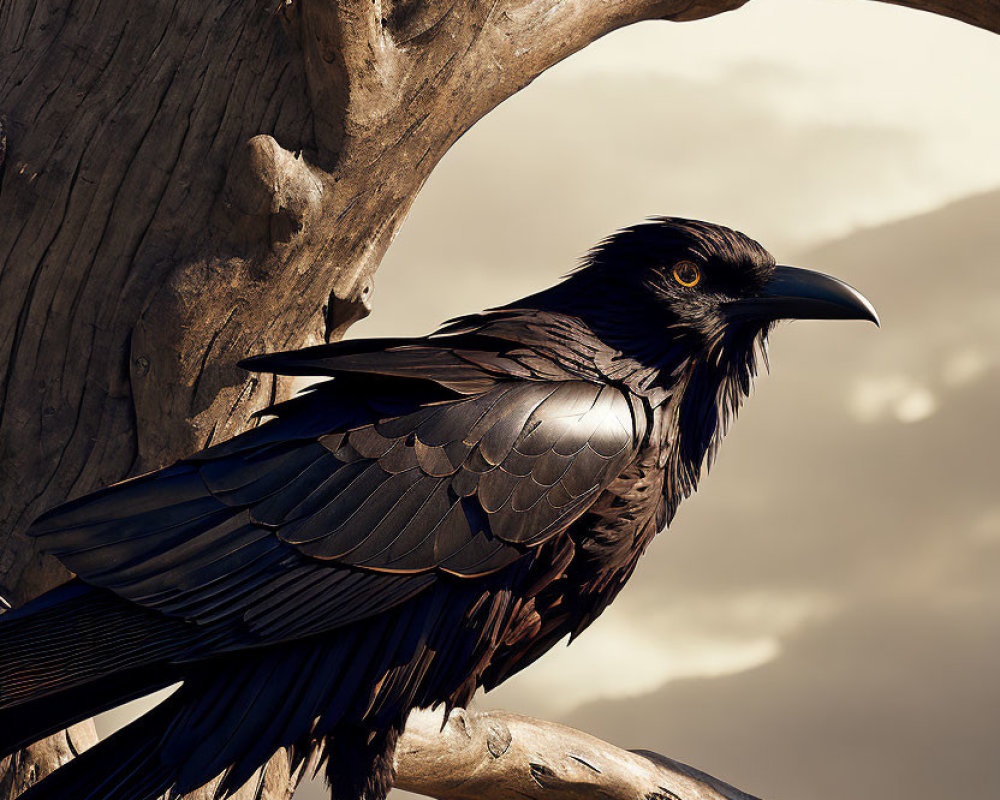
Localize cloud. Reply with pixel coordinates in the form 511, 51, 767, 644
847, 346, 994, 425
555, 0, 1000, 205
848, 374, 938, 424
489, 624, 777, 718
942, 348, 991, 387
970, 508, 1000, 545
488, 591, 835, 716
565, 598, 1000, 800
352, 70, 944, 341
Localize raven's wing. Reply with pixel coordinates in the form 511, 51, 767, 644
236, 324, 590, 390
29, 362, 642, 647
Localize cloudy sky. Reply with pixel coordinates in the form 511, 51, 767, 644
349, 0, 1000, 343
98, 2, 1000, 798
351, 3, 1000, 799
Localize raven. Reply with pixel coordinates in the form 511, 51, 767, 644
0, 218, 877, 800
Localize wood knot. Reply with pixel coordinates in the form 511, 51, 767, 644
528, 762, 556, 789
324, 278, 373, 341
485, 720, 512, 758
224, 135, 324, 245
444, 707, 472, 739
646, 790, 682, 800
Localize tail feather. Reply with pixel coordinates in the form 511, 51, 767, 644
15, 693, 180, 800
0, 580, 200, 757
0, 664, 179, 757
16, 651, 325, 800
6, 573, 496, 800
0, 581, 193, 709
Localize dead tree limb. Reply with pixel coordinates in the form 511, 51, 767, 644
0, 0, 996, 798
880, 1, 1000, 32
395, 708, 762, 800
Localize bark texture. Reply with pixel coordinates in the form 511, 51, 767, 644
0, 0, 995, 798
882, 1, 1000, 32
395, 708, 762, 800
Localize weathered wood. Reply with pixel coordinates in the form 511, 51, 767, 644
880, 1, 1000, 33
0, 1, 747, 796
395, 708, 762, 800
0, 724, 96, 800
0, 0, 997, 798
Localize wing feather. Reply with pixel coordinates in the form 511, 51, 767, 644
29, 351, 642, 650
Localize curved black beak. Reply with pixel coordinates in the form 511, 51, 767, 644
729, 265, 879, 326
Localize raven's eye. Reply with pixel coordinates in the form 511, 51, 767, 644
672, 261, 701, 287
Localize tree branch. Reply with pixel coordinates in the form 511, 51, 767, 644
394, 708, 763, 800
876, 1, 1000, 33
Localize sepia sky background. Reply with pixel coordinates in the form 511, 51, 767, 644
101, 2, 1000, 798
362, 2, 1000, 798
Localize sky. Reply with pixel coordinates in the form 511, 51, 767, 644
349, 0, 1000, 343
564, 195, 1000, 798
353, 2, 999, 799
95, 1, 1000, 797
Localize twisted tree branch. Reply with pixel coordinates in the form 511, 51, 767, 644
395, 708, 762, 800
879, 1, 1000, 32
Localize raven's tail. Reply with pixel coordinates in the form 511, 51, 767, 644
15, 646, 326, 800
13, 686, 186, 800
15, 628, 418, 800
0, 580, 194, 756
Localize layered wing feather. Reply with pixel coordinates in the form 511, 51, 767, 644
29, 346, 642, 648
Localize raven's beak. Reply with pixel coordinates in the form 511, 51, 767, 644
730, 265, 879, 326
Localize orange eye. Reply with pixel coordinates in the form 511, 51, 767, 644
672, 261, 701, 287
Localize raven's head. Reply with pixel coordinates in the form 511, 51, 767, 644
535, 216, 878, 509
580, 217, 877, 345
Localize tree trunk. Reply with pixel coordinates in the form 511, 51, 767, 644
0, 0, 994, 798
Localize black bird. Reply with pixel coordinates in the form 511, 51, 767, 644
0, 218, 877, 800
